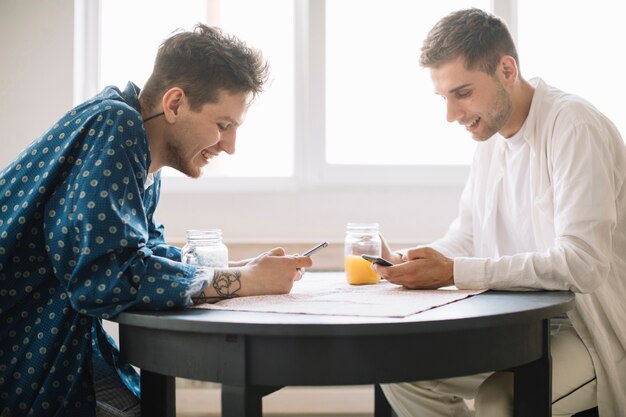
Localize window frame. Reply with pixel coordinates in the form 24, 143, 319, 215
77, 0, 520, 192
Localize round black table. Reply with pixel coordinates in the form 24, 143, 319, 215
114, 277, 574, 417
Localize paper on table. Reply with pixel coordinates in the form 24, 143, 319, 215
192, 272, 486, 318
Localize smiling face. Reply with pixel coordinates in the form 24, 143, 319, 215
151, 88, 249, 178
430, 57, 513, 142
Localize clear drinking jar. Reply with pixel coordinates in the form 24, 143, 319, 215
181, 229, 228, 268
344, 222, 381, 285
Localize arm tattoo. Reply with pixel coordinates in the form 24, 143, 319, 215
192, 294, 232, 304
192, 269, 243, 304
212, 269, 242, 298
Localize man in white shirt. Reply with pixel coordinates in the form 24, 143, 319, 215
374, 8, 626, 417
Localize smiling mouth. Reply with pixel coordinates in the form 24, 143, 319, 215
466, 117, 480, 129
201, 149, 216, 162
465, 117, 480, 129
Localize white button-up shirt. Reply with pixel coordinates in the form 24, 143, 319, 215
430, 78, 626, 415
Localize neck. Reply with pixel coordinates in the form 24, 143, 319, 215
141, 105, 166, 174
501, 78, 535, 138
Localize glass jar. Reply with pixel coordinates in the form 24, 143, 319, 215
344, 222, 381, 285
181, 229, 228, 268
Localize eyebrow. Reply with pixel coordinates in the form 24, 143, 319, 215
448, 83, 473, 95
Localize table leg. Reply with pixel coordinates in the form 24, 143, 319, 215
221, 385, 282, 417
513, 320, 551, 417
140, 370, 176, 417
374, 384, 395, 417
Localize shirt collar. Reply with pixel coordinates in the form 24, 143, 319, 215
121, 81, 142, 113
144, 173, 155, 190
120, 81, 153, 188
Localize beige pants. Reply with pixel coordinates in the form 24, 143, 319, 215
381, 321, 597, 417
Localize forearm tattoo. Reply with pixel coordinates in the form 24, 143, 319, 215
212, 269, 242, 298
192, 269, 243, 304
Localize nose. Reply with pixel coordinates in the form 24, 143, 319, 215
219, 130, 236, 155
446, 99, 463, 124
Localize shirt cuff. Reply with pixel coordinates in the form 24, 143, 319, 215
453, 257, 488, 290
183, 266, 215, 306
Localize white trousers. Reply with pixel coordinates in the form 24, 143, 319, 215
381, 321, 597, 417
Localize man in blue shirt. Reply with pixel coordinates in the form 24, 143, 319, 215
0, 24, 312, 417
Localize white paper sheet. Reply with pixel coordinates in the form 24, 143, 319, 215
193, 272, 486, 318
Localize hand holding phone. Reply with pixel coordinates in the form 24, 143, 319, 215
361, 254, 393, 266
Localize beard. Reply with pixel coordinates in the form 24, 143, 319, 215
476, 79, 513, 140
165, 141, 202, 179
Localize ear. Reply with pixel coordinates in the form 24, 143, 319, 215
161, 87, 186, 122
498, 55, 518, 86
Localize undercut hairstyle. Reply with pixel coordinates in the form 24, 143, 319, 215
141, 23, 270, 111
419, 8, 520, 76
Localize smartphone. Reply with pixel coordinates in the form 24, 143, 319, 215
302, 241, 329, 257
361, 254, 393, 266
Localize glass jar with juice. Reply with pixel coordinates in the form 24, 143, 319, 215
344, 223, 381, 285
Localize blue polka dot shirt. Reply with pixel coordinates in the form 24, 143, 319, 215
0, 82, 201, 416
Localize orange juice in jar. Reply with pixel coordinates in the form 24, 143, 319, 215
344, 254, 379, 284
344, 223, 381, 285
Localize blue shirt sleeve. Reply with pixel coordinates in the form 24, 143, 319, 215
143, 170, 184, 260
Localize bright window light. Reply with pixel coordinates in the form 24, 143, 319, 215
518, 0, 626, 139
325, 0, 489, 165
99, 1, 516, 182
100, 0, 295, 178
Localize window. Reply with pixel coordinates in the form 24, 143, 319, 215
98, 0, 295, 178
325, 0, 487, 166
92, 0, 488, 187
517, 0, 626, 138
89, 1, 625, 188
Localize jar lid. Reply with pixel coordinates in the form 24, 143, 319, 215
346, 222, 379, 233
185, 229, 222, 242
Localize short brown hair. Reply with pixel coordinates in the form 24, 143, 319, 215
141, 24, 270, 111
420, 8, 519, 75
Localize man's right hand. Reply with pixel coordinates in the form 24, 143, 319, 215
238, 247, 313, 296
192, 247, 313, 304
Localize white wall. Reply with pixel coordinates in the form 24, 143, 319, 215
156, 182, 461, 245
0, 1, 462, 253
0, 0, 75, 167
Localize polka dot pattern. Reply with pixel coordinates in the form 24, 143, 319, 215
0, 83, 197, 416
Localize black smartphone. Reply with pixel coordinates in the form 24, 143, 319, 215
302, 241, 329, 257
361, 254, 393, 266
